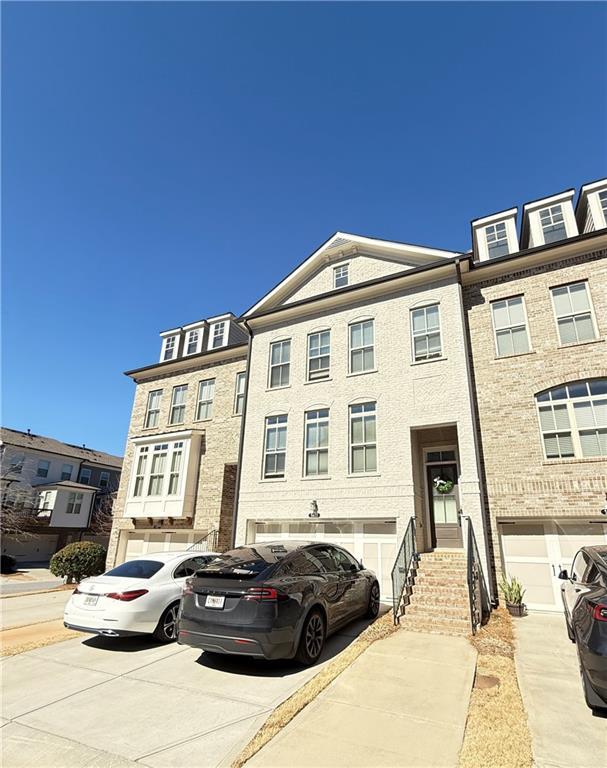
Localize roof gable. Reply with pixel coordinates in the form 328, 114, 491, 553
244, 232, 459, 316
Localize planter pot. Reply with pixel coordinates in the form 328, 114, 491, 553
506, 602, 525, 618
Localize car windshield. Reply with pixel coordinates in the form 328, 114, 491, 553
104, 560, 165, 579
195, 545, 288, 579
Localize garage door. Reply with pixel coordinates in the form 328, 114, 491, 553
2, 534, 59, 563
500, 520, 607, 612
122, 532, 198, 561
252, 520, 396, 599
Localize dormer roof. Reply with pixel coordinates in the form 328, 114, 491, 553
575, 178, 607, 232
244, 231, 459, 317
521, 188, 576, 248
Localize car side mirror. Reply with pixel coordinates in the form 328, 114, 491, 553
558, 569, 569, 580
349, 563, 359, 573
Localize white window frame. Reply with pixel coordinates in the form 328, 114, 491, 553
8, 454, 25, 474
184, 329, 202, 356
349, 402, 377, 474
234, 372, 246, 415
334, 264, 349, 289
147, 443, 169, 496
307, 330, 331, 381
167, 442, 184, 495
268, 340, 291, 389
133, 447, 148, 497
169, 385, 188, 425
79, 467, 92, 485
99, 470, 110, 488
599, 190, 607, 223
304, 409, 329, 476
263, 415, 288, 479
536, 380, 607, 460
539, 204, 567, 244
349, 320, 375, 374
550, 281, 598, 347
144, 389, 163, 429
61, 463, 73, 481
490, 295, 531, 358
196, 379, 215, 421
66, 492, 84, 515
210, 321, 227, 349
410, 304, 442, 362
162, 335, 178, 362
485, 221, 510, 259
37, 459, 50, 478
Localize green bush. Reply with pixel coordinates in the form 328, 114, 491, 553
50, 541, 107, 583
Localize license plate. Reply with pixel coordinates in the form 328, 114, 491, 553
205, 595, 225, 610
84, 595, 99, 606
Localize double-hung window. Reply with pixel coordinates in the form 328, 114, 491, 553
551, 282, 597, 345
269, 340, 291, 388
536, 380, 607, 459
145, 390, 162, 428
99, 471, 110, 489
304, 409, 329, 476
308, 331, 330, 381
211, 322, 226, 348
185, 329, 200, 356
9, 454, 24, 474
133, 447, 148, 497
411, 304, 442, 361
334, 264, 349, 288
349, 321, 374, 373
349, 402, 377, 473
169, 385, 188, 425
234, 372, 246, 415
61, 464, 73, 481
66, 492, 83, 515
148, 444, 168, 495
263, 415, 287, 478
485, 222, 509, 259
37, 460, 50, 478
491, 296, 530, 357
163, 336, 177, 361
539, 205, 567, 244
167, 442, 183, 495
196, 379, 215, 420
79, 467, 92, 485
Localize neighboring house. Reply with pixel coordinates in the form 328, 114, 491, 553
106, 313, 248, 566
0, 428, 122, 562
462, 179, 607, 612
235, 234, 489, 599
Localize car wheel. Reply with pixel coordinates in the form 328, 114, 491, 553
154, 602, 180, 643
366, 581, 380, 619
296, 609, 326, 666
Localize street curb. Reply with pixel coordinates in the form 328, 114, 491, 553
0, 585, 72, 600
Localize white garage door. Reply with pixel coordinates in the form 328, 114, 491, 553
122, 532, 198, 562
500, 520, 607, 612
252, 520, 396, 599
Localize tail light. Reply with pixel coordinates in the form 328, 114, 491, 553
244, 587, 288, 602
105, 589, 149, 602
590, 602, 607, 622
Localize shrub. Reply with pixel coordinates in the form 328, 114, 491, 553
50, 541, 107, 583
499, 575, 525, 605
1, 554, 17, 574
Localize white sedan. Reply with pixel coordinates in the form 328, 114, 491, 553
64, 551, 219, 642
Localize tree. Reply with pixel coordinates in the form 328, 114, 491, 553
50, 541, 107, 583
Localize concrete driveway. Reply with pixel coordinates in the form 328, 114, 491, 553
1, 616, 376, 768
1, 590, 71, 630
514, 612, 607, 768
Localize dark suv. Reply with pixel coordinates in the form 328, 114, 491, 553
177, 540, 380, 665
559, 545, 607, 713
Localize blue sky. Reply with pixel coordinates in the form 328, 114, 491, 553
3, 2, 606, 456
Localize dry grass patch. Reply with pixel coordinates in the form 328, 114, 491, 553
459, 606, 533, 768
232, 610, 397, 768
1, 619, 80, 657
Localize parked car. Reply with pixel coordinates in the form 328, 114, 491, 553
559, 545, 607, 713
64, 551, 219, 642
177, 540, 380, 665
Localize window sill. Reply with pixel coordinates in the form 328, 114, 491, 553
557, 337, 604, 350
301, 475, 332, 481
493, 351, 536, 362
266, 384, 292, 392
193, 417, 213, 424
346, 369, 378, 378
259, 477, 287, 483
304, 377, 333, 386
542, 456, 607, 466
346, 472, 381, 479
232, 412, 243, 418
410, 356, 447, 367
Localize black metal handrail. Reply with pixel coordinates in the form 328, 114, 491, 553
188, 529, 220, 553
465, 517, 491, 634
391, 516, 417, 624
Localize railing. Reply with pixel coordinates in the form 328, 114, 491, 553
188, 529, 220, 553
391, 516, 417, 624
465, 517, 491, 634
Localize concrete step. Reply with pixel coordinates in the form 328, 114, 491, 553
414, 574, 467, 587
406, 603, 469, 619
412, 583, 469, 598
400, 614, 471, 637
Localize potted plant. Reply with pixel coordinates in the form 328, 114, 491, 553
499, 575, 526, 617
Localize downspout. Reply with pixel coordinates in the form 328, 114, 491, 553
230, 320, 253, 549
455, 257, 496, 604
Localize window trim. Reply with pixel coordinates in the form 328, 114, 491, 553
66, 491, 84, 515
234, 372, 246, 415
144, 389, 163, 429
303, 408, 330, 477
36, 459, 50, 478
348, 401, 378, 475
485, 221, 510, 260
490, 294, 532, 358
209, 321, 227, 350
410, 303, 443, 363
195, 378, 215, 422
161, 335, 178, 362
99, 470, 110, 489
184, 328, 202, 356
333, 263, 350, 289
550, 280, 599, 347
169, 384, 188, 425
268, 339, 291, 389
538, 204, 567, 245
348, 319, 375, 375
307, 329, 331, 382
262, 414, 288, 479
79, 467, 92, 485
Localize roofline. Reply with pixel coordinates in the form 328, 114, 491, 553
124, 341, 249, 380
1, 429, 123, 466
520, 187, 576, 244
471, 207, 518, 227
521, 187, 576, 212
575, 177, 607, 216
159, 312, 237, 335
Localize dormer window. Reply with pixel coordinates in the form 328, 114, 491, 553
485, 222, 510, 259
334, 264, 349, 289
185, 329, 200, 356
539, 205, 567, 244
600, 191, 607, 221
162, 336, 177, 362
211, 322, 226, 349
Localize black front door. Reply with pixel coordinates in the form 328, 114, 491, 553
427, 463, 462, 548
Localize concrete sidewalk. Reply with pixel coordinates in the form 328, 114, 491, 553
247, 630, 477, 768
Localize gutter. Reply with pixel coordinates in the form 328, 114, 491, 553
230, 322, 253, 549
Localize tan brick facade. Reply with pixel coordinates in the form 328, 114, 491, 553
107, 350, 247, 566
463, 247, 607, 577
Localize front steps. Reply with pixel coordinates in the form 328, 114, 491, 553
398, 551, 472, 637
